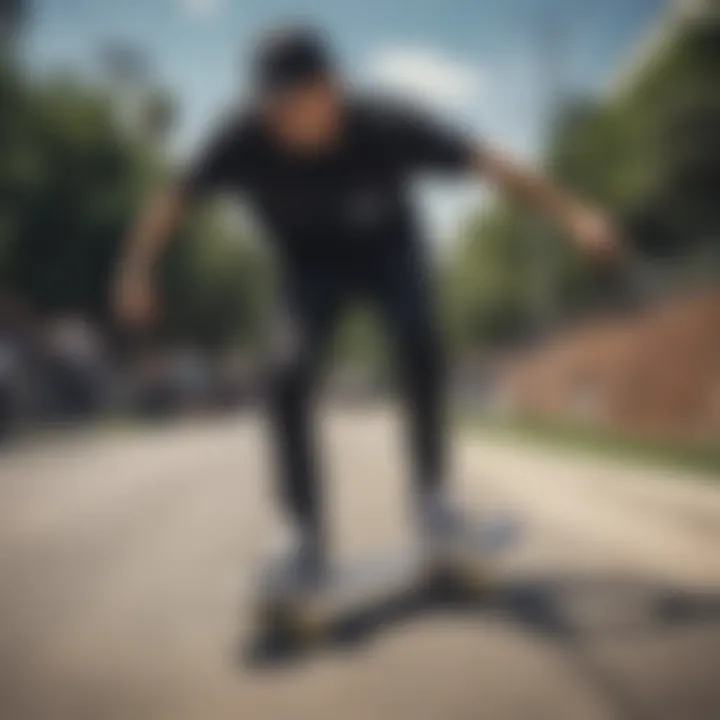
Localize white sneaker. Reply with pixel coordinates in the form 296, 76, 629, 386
416, 489, 472, 565
265, 522, 327, 594
417, 492, 521, 567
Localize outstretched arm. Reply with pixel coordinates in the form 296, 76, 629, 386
113, 186, 189, 329
475, 147, 623, 263
113, 115, 237, 329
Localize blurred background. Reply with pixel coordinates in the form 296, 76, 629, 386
0, 1, 719, 719
0, 0, 718, 458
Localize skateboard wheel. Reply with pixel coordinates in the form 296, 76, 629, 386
425, 559, 492, 595
293, 611, 325, 641
256, 599, 326, 646
455, 565, 490, 591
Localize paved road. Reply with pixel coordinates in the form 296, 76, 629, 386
0, 410, 719, 720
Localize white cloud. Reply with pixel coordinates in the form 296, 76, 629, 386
179, 0, 226, 19
366, 46, 485, 111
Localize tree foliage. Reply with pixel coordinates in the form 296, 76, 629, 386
445, 16, 720, 351
0, 54, 267, 349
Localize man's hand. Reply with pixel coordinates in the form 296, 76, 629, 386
477, 148, 625, 265
113, 265, 159, 330
566, 206, 624, 266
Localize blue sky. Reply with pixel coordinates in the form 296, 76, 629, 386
26, 0, 667, 240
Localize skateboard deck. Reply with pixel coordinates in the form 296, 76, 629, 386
250, 514, 523, 656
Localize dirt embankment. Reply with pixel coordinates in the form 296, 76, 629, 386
501, 289, 720, 441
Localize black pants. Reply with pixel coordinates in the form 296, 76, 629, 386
267, 243, 445, 539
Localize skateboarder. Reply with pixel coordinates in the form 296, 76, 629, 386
114, 26, 621, 587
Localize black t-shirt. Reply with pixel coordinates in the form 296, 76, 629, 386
181, 97, 477, 264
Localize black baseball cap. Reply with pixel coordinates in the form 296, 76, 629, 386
251, 26, 335, 99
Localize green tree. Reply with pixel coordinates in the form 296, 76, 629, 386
0, 57, 269, 349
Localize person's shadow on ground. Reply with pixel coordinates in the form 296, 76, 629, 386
239, 571, 720, 720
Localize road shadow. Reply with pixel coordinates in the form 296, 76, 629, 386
239, 571, 720, 720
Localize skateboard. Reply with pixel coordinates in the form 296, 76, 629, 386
249, 514, 523, 656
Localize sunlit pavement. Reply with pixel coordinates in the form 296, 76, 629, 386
1, 409, 719, 720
